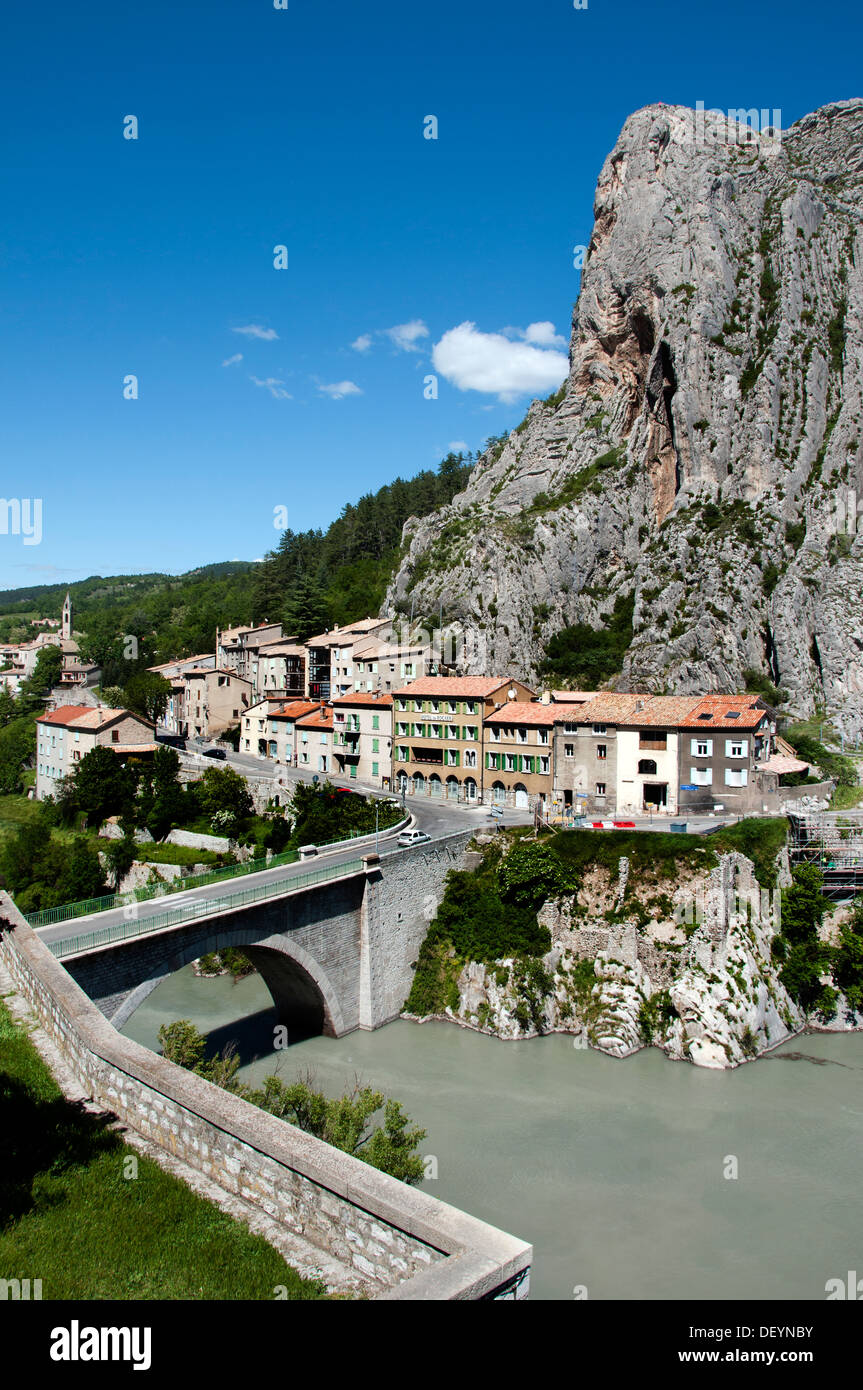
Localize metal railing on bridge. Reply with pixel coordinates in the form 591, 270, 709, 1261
46, 856, 367, 960
24, 846, 302, 929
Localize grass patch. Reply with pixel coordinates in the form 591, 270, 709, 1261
709, 818, 788, 888
135, 842, 223, 868
0, 1000, 324, 1300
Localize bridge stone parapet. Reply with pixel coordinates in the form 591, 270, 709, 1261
0, 895, 531, 1300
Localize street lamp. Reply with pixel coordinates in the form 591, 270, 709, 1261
375, 799, 380, 855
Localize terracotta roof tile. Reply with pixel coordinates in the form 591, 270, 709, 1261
332, 692, 393, 707
268, 701, 322, 721
679, 695, 768, 730
37, 705, 92, 726
562, 693, 656, 724
295, 708, 334, 730
394, 676, 532, 699
485, 702, 558, 726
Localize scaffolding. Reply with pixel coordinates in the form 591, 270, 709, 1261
788, 811, 863, 900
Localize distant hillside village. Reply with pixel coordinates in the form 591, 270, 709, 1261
21, 599, 820, 822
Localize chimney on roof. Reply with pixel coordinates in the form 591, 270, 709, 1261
635, 699, 645, 712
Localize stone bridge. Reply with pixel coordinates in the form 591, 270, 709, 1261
58, 832, 476, 1041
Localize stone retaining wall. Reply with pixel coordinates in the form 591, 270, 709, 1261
0, 894, 530, 1299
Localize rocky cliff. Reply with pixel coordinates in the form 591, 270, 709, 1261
420, 842, 862, 1069
386, 100, 863, 736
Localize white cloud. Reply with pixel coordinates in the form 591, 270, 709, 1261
523, 321, 567, 348
317, 380, 363, 399
447, 440, 469, 453
383, 319, 429, 352
233, 324, 279, 340
351, 334, 373, 353
432, 321, 569, 401
222, 353, 243, 367
250, 376, 292, 400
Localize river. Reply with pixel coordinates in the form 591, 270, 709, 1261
120, 964, 863, 1300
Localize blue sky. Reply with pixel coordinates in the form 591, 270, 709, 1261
0, 0, 857, 590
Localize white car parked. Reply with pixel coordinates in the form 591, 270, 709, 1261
397, 829, 431, 847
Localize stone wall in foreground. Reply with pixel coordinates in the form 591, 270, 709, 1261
0, 895, 530, 1300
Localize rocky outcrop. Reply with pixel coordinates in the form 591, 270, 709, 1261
432, 847, 861, 1069
386, 99, 863, 737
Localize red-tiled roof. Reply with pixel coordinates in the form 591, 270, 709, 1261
679, 695, 767, 730
332, 692, 393, 707
394, 676, 532, 698
563, 693, 656, 724
269, 700, 322, 721
37, 705, 92, 726
626, 695, 703, 726
295, 708, 334, 730
485, 701, 558, 726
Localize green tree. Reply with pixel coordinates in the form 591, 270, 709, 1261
0, 687, 18, 727
68, 745, 137, 826
100, 686, 126, 708
780, 863, 826, 943
246, 1077, 426, 1185
775, 864, 832, 1012
157, 1020, 207, 1072
0, 816, 53, 894
0, 717, 36, 794
282, 574, 330, 643
197, 765, 253, 823
498, 840, 573, 910
103, 834, 137, 891
539, 592, 635, 687
56, 835, 108, 903
123, 671, 171, 724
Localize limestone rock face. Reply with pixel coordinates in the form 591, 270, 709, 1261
386, 99, 863, 736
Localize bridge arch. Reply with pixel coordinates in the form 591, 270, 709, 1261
110, 928, 347, 1041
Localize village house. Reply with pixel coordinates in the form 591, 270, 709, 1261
331, 691, 393, 787
295, 705, 335, 775
350, 636, 432, 694
677, 695, 776, 815
247, 640, 306, 699
167, 666, 253, 741
216, 621, 285, 679
392, 676, 535, 803
35, 705, 157, 801
483, 701, 556, 811
241, 698, 323, 762
552, 692, 649, 815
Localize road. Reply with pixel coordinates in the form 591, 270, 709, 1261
37, 791, 532, 953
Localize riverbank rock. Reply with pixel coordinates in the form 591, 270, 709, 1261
429, 845, 845, 1068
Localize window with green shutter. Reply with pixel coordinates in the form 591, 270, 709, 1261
350, 763, 357, 778
372, 737, 379, 753
372, 715, 379, 730
372, 761, 379, 777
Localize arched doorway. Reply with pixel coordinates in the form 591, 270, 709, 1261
492, 781, 506, 805
514, 783, 529, 809
413, 771, 425, 795
396, 771, 408, 795
446, 776, 459, 800
429, 774, 442, 797
464, 777, 478, 802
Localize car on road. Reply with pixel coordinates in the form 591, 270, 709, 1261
202, 747, 227, 760
397, 828, 431, 847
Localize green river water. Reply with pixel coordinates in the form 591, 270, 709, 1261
121, 964, 863, 1301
